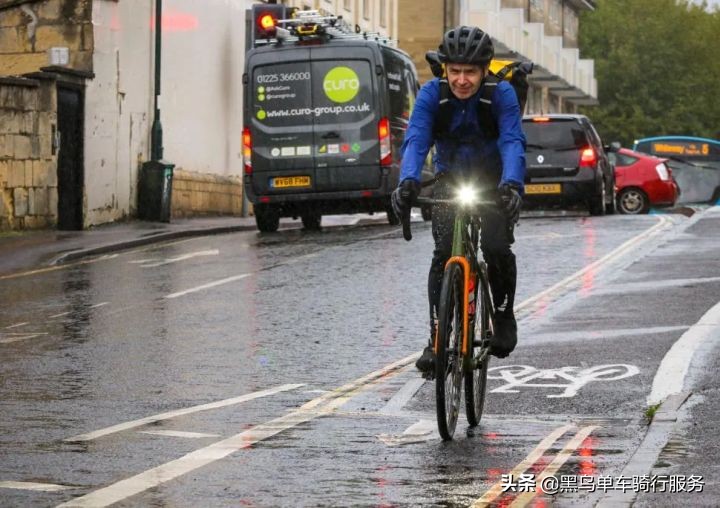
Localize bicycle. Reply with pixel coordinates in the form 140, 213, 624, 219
401, 184, 495, 440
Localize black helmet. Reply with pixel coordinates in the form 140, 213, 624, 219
437, 26, 494, 66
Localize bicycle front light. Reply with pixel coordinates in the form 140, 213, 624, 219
456, 185, 478, 206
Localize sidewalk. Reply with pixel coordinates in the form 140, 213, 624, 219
0, 216, 259, 278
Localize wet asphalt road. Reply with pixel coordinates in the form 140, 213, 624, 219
1, 209, 719, 507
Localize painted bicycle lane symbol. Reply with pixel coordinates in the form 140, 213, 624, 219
487, 364, 640, 398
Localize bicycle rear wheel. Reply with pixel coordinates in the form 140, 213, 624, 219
436, 263, 464, 440
465, 273, 490, 427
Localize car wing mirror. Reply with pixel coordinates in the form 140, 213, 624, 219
607, 141, 622, 152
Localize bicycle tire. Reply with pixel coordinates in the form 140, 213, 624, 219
436, 263, 463, 441
465, 272, 490, 426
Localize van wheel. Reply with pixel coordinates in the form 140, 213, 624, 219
255, 205, 280, 233
301, 213, 322, 230
421, 206, 432, 221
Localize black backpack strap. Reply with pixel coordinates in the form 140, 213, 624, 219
477, 73, 500, 139
432, 78, 453, 140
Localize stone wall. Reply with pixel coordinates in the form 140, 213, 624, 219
171, 169, 243, 219
0, 0, 93, 75
397, 0, 443, 84
0, 75, 57, 229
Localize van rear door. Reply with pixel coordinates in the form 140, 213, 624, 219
309, 46, 379, 191
249, 49, 316, 195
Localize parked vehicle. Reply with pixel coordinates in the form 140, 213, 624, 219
610, 147, 679, 214
633, 136, 720, 204
243, 7, 430, 232
522, 114, 617, 215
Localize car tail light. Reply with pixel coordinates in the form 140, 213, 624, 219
378, 117, 392, 166
532, 117, 551, 122
655, 162, 670, 181
579, 147, 597, 167
243, 127, 252, 175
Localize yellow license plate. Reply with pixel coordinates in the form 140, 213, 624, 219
525, 183, 562, 195
271, 176, 311, 188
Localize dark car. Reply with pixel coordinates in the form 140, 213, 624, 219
610, 147, 679, 214
522, 114, 616, 215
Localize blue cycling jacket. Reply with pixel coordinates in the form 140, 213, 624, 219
399, 78, 526, 192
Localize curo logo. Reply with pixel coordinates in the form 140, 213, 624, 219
323, 66, 359, 103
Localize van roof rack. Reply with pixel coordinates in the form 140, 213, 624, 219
253, 9, 396, 48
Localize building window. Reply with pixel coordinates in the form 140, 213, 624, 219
343, 0, 351, 11
362, 0, 369, 19
379, 0, 387, 27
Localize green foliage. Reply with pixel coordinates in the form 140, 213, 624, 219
578, 0, 720, 146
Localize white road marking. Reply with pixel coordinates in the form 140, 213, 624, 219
379, 377, 426, 414
5, 322, 28, 329
139, 430, 220, 439
648, 298, 720, 405
139, 249, 219, 268
164, 273, 252, 299
471, 424, 575, 507
530, 325, 689, 343
489, 364, 639, 398
377, 419, 438, 446
163, 229, 398, 300
57, 353, 419, 507
516, 216, 671, 315
595, 275, 720, 295
509, 425, 600, 507
49, 311, 72, 319
0, 481, 73, 492
89, 302, 109, 309
64, 384, 304, 442
0, 333, 47, 344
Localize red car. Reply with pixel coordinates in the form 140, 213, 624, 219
611, 147, 679, 214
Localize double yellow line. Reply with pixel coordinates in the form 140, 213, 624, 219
471, 424, 600, 507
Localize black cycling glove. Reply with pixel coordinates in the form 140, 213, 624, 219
499, 183, 522, 224
391, 179, 420, 220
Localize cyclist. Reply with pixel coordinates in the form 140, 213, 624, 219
392, 25, 526, 373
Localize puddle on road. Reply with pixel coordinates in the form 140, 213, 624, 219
654, 435, 693, 468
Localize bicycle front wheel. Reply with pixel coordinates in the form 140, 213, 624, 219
465, 273, 490, 426
436, 263, 464, 441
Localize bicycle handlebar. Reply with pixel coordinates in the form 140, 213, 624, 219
400, 197, 497, 242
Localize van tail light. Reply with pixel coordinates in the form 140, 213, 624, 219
378, 117, 392, 166
579, 147, 597, 168
243, 127, 252, 175
655, 162, 670, 181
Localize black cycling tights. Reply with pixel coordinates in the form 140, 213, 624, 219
427, 181, 517, 333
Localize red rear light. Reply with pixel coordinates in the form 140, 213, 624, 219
579, 147, 597, 167
378, 117, 392, 166
532, 117, 551, 122
259, 14, 275, 30
242, 127, 252, 175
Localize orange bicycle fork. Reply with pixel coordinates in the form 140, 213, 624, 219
434, 256, 473, 358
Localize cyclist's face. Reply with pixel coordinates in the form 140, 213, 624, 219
446, 64, 485, 99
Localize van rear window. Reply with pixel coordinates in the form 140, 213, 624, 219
251, 60, 374, 127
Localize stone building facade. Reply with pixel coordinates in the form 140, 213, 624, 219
0, 0, 250, 231
0, 75, 56, 229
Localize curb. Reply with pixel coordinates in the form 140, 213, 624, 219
50, 224, 257, 265
594, 391, 691, 507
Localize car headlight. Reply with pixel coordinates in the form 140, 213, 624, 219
456, 185, 478, 206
